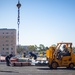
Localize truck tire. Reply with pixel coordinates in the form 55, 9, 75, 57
69, 63, 74, 69
51, 62, 58, 69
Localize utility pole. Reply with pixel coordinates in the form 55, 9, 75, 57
16, 0, 21, 47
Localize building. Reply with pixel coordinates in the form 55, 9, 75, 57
0, 28, 16, 56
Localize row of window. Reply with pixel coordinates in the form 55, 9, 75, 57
1, 39, 15, 43
1, 52, 14, 56
2, 48, 13, 50
2, 32, 14, 34
2, 36, 15, 38
2, 44, 14, 46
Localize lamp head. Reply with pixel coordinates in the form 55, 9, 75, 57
17, 0, 21, 8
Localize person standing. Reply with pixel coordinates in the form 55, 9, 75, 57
5, 54, 13, 66
29, 52, 37, 60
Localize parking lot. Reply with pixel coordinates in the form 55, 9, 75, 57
0, 64, 75, 75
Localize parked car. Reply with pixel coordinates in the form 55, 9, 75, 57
35, 56, 48, 65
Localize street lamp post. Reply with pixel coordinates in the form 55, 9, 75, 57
16, 0, 21, 47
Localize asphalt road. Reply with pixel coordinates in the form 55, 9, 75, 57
0, 64, 75, 75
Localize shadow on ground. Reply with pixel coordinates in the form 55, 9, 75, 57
37, 67, 75, 70
0, 71, 19, 73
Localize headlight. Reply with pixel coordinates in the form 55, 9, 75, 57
43, 60, 46, 63
36, 61, 39, 63
41, 61, 43, 63
46, 61, 48, 63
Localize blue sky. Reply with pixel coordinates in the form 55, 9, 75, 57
0, 0, 75, 47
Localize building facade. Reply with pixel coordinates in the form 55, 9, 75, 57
0, 29, 16, 56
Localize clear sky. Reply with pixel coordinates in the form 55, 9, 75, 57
0, 0, 75, 47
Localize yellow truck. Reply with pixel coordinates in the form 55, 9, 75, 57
46, 42, 75, 69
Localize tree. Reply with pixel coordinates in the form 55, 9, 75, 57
39, 44, 46, 51
34, 45, 38, 51
28, 45, 36, 52
72, 47, 75, 53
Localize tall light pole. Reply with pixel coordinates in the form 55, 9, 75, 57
16, 0, 21, 47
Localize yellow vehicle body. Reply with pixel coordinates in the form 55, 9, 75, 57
46, 42, 75, 69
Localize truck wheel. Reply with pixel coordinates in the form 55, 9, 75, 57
69, 63, 74, 69
51, 62, 58, 69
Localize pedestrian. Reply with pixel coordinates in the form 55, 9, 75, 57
23, 52, 26, 58
57, 45, 69, 60
29, 52, 37, 60
5, 54, 13, 66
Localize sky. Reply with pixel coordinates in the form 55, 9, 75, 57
0, 0, 75, 47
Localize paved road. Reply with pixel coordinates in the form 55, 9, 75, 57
0, 64, 75, 75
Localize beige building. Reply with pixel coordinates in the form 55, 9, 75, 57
0, 29, 16, 56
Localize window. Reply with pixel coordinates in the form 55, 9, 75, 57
3, 44, 4, 46
11, 48, 13, 50
6, 40, 9, 42
6, 32, 8, 34
2, 48, 4, 50
3, 32, 4, 34
6, 48, 9, 50
6, 36, 9, 38
6, 44, 9, 46
11, 32, 13, 34
6, 52, 9, 55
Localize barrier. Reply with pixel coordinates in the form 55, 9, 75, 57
11, 62, 31, 66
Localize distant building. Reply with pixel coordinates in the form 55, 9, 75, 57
0, 28, 16, 56
16, 45, 29, 53
22, 46, 29, 51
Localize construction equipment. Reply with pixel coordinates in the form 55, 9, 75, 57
46, 42, 75, 69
